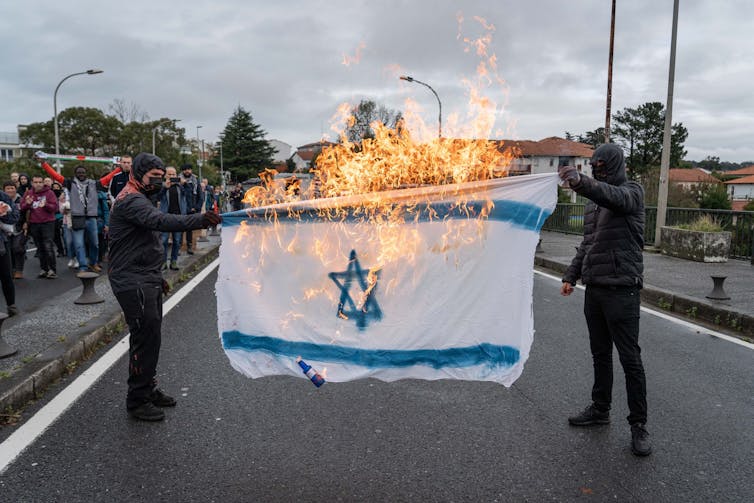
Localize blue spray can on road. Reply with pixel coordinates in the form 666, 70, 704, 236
296, 356, 326, 387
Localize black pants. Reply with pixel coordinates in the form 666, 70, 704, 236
54, 218, 65, 255
0, 241, 15, 307
584, 285, 647, 425
115, 285, 163, 409
29, 221, 56, 273
184, 229, 193, 251
9, 233, 26, 273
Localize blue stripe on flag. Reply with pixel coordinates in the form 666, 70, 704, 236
222, 199, 551, 232
221, 331, 520, 370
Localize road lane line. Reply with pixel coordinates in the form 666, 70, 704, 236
0, 258, 220, 474
534, 269, 754, 350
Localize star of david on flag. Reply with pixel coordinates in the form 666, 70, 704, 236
217, 173, 557, 386
328, 250, 382, 330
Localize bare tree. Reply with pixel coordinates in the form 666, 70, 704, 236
109, 98, 150, 123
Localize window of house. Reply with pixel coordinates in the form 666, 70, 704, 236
549, 159, 553, 166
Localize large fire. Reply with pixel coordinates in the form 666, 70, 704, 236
237, 15, 515, 283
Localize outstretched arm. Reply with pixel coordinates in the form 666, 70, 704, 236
41, 161, 65, 184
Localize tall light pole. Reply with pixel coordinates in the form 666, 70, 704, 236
54, 69, 103, 172
604, 0, 616, 144
200, 139, 205, 181
152, 119, 180, 154
195, 125, 203, 172
219, 140, 225, 191
399, 75, 442, 138
655, 0, 680, 247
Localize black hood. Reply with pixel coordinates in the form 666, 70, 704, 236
590, 144, 626, 185
131, 153, 165, 181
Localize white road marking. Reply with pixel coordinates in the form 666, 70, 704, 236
0, 258, 220, 474
533, 269, 754, 350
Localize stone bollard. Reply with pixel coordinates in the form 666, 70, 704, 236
0, 312, 16, 358
75, 272, 105, 305
705, 275, 731, 301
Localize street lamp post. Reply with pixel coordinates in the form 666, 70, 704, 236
200, 139, 205, 181
399, 75, 442, 138
152, 119, 181, 155
219, 140, 225, 192
195, 125, 203, 173
54, 69, 103, 172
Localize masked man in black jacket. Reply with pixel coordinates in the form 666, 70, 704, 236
109, 153, 222, 421
558, 143, 651, 457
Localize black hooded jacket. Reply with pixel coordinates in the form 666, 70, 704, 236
108, 153, 205, 293
563, 144, 645, 288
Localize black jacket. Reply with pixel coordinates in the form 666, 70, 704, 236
109, 171, 130, 199
563, 144, 645, 288
108, 192, 205, 293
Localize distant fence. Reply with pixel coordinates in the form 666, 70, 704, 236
543, 204, 754, 260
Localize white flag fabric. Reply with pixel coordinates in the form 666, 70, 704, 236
217, 173, 557, 386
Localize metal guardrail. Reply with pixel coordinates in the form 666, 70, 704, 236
543, 204, 754, 260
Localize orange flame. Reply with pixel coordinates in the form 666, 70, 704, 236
342, 41, 366, 66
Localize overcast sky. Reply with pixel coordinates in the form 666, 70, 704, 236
2, 0, 753, 162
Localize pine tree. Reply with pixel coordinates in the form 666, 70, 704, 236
219, 106, 276, 181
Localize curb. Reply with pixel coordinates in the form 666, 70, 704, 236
534, 255, 753, 341
0, 244, 221, 416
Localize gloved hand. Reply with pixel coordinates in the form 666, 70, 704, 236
558, 165, 581, 187
202, 211, 222, 227
162, 279, 170, 296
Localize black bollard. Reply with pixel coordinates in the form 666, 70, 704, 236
706, 275, 731, 301
74, 272, 105, 304
0, 312, 16, 359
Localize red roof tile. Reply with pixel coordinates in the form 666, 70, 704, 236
724, 174, 754, 184
499, 137, 593, 157
725, 165, 754, 176
669, 168, 719, 183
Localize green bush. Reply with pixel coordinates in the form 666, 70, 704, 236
677, 214, 723, 232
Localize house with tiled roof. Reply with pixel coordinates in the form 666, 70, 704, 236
290, 140, 337, 171
724, 174, 754, 208
668, 168, 721, 190
501, 136, 594, 176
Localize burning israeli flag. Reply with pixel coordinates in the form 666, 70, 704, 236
217, 173, 556, 386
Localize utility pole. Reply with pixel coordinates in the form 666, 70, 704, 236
654, 0, 680, 247
604, 0, 616, 144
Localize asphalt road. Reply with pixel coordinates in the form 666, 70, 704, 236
0, 268, 752, 502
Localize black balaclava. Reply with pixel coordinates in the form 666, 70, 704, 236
590, 144, 626, 186
132, 152, 165, 195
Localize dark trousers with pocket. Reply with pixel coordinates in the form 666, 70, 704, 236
29, 221, 56, 273
115, 285, 163, 409
584, 285, 647, 425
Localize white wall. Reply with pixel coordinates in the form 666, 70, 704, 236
729, 184, 754, 200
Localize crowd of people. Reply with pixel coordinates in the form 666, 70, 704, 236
0, 155, 226, 319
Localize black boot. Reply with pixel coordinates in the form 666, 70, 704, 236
631, 423, 652, 456
128, 402, 165, 421
568, 404, 610, 426
150, 387, 177, 407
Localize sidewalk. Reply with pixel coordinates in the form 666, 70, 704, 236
535, 230, 754, 340
0, 232, 221, 415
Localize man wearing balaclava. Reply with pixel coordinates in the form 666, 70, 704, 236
108, 152, 221, 421
558, 143, 651, 457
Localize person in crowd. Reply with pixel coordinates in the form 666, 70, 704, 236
179, 164, 202, 255
559, 143, 651, 457
96, 184, 110, 264
158, 167, 187, 270
229, 183, 244, 211
43, 177, 53, 188
40, 161, 120, 273
20, 175, 58, 279
201, 178, 218, 234
109, 155, 132, 199
59, 188, 78, 268
17, 174, 30, 196
108, 152, 221, 421
51, 182, 66, 257
10, 173, 19, 187
3, 181, 27, 280
0, 183, 19, 315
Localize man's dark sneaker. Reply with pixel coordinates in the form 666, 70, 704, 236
169, 261, 179, 270
187, 249, 194, 255
631, 423, 652, 456
37, 270, 48, 278
568, 405, 610, 426
162, 262, 168, 271
128, 402, 165, 421
150, 388, 177, 407
7, 305, 19, 317
46, 270, 57, 279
